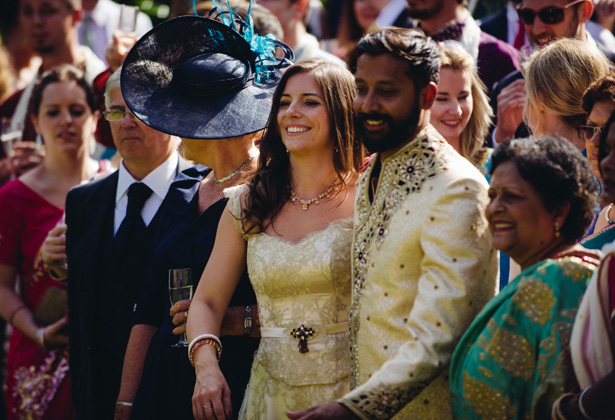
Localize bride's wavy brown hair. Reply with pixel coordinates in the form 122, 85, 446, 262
242, 58, 363, 233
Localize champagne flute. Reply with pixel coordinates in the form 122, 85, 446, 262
1, 117, 23, 158
118, 5, 138, 54
168, 268, 192, 347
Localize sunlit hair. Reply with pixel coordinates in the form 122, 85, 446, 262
0, 45, 15, 104
523, 38, 610, 131
242, 58, 363, 233
30, 64, 95, 116
582, 71, 615, 114
104, 68, 122, 110
439, 42, 492, 166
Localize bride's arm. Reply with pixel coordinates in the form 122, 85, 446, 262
187, 204, 248, 420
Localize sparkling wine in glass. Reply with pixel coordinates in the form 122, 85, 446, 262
169, 268, 192, 347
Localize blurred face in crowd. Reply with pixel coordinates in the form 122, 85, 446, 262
600, 120, 615, 204
406, 0, 447, 20
518, 0, 588, 47
354, 53, 425, 156
353, 0, 391, 32
585, 100, 615, 178
486, 160, 563, 269
32, 80, 96, 157
20, 0, 77, 54
430, 68, 472, 151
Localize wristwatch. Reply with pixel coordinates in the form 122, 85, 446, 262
243, 306, 253, 336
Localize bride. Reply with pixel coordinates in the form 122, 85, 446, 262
186, 58, 363, 420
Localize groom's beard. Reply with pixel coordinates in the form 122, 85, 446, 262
355, 105, 421, 154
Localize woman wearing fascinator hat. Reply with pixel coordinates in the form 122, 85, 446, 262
184, 26, 364, 420
114, 7, 293, 420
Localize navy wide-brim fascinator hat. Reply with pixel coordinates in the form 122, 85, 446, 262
121, 10, 292, 139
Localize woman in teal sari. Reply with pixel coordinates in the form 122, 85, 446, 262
450, 136, 600, 419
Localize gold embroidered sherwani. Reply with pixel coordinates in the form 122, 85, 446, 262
339, 126, 499, 419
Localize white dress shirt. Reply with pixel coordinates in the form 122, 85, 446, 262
114, 151, 179, 235
79, 0, 153, 64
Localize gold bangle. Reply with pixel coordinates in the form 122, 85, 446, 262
36, 327, 47, 351
189, 338, 221, 366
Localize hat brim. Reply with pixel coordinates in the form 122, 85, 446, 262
121, 16, 276, 139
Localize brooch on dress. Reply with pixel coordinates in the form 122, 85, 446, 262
289, 324, 315, 353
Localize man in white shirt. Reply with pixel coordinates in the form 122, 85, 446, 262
79, 0, 152, 64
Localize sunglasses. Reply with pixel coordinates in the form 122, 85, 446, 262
517, 0, 585, 25
577, 125, 606, 141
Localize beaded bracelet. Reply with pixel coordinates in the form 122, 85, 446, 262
188, 334, 222, 366
36, 327, 47, 351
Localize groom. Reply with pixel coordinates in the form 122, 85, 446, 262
289, 28, 498, 419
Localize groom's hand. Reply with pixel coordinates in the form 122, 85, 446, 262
286, 402, 357, 419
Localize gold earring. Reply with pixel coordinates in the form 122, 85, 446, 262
554, 223, 561, 238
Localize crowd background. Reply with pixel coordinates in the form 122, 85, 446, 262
1, 0, 615, 419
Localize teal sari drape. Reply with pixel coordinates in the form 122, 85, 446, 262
582, 224, 615, 251
450, 256, 596, 419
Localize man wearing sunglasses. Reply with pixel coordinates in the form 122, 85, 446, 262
400, 0, 520, 97
491, 0, 613, 146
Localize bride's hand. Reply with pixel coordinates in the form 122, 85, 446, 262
192, 349, 232, 420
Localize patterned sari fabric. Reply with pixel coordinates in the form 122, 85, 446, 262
450, 256, 597, 420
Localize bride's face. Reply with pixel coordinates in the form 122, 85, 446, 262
277, 73, 334, 157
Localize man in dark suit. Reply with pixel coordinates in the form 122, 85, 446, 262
491, 0, 610, 146
65, 69, 190, 420
479, 0, 523, 46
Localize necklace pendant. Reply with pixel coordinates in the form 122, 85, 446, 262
302, 203, 309, 211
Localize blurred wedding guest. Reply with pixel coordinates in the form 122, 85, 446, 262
0, 0, 105, 183
523, 38, 610, 152
0, 1, 41, 91
62, 68, 190, 420
557, 113, 615, 420
79, 0, 152, 65
480, 0, 615, 54
258, 0, 346, 65
450, 135, 600, 419
112, 13, 293, 420
578, 72, 615, 243
405, 0, 519, 95
0, 64, 111, 420
491, 0, 613, 146
430, 41, 493, 176
582, 72, 615, 182
332, 0, 392, 61
0, 46, 15, 107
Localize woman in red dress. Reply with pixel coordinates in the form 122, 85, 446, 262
0, 64, 111, 420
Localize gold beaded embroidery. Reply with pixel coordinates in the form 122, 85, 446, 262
348, 383, 424, 419
462, 371, 517, 419
349, 126, 449, 388
512, 277, 555, 326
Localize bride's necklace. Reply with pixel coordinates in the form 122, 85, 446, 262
606, 203, 615, 225
291, 179, 340, 211
214, 156, 255, 184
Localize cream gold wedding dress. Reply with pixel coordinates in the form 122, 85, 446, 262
227, 186, 352, 420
